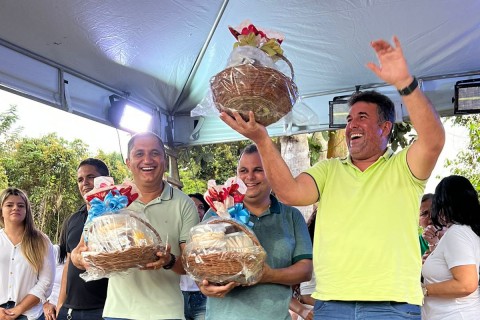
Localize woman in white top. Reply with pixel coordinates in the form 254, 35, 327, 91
0, 188, 55, 320
421, 175, 480, 320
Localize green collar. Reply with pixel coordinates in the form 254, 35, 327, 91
340, 147, 394, 165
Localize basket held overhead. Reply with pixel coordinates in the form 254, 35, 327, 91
211, 52, 298, 127
209, 21, 299, 127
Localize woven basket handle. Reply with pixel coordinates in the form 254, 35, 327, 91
276, 54, 295, 82
208, 218, 262, 247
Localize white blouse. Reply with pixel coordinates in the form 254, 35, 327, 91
0, 229, 55, 320
422, 225, 480, 320
46, 244, 65, 305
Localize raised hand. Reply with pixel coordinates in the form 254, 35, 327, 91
366, 36, 412, 89
219, 111, 269, 143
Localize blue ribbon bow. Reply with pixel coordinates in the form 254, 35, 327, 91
224, 203, 254, 228
87, 190, 129, 222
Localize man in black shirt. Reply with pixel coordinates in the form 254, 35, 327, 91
56, 158, 110, 320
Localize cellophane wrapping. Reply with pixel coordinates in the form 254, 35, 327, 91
191, 21, 299, 127
79, 177, 164, 281
81, 209, 165, 281
182, 216, 266, 285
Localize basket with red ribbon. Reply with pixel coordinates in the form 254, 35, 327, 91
80, 177, 164, 281
182, 177, 266, 285
192, 20, 299, 128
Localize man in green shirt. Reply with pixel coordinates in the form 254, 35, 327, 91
220, 37, 445, 319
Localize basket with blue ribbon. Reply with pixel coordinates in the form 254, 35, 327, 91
80, 177, 164, 281
182, 177, 266, 285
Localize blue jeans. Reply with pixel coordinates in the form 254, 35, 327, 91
0, 301, 28, 320
57, 306, 104, 320
182, 291, 206, 320
313, 300, 421, 320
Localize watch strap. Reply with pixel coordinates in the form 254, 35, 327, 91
163, 253, 176, 270
398, 77, 418, 96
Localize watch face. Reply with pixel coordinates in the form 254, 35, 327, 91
422, 285, 428, 296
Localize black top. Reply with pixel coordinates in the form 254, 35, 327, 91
63, 205, 108, 309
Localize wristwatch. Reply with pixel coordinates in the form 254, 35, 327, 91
163, 253, 176, 270
398, 77, 418, 96
421, 283, 428, 297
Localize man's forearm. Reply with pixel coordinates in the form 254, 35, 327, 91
401, 84, 444, 149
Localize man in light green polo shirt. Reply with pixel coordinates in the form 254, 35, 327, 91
103, 132, 199, 320
219, 37, 445, 319
71, 132, 199, 320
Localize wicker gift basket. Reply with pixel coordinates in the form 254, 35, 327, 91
83, 210, 163, 274
194, 21, 299, 127
183, 177, 266, 285
210, 52, 298, 127
183, 217, 266, 285
79, 177, 164, 281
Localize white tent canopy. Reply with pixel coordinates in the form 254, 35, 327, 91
1, 0, 479, 147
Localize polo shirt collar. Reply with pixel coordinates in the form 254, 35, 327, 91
137, 181, 173, 205
246, 194, 281, 218
340, 147, 394, 165
159, 181, 174, 201
269, 194, 281, 214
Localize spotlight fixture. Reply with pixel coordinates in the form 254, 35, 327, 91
454, 78, 480, 115
329, 95, 351, 129
108, 95, 153, 133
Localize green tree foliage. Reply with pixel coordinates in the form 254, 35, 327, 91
308, 132, 328, 165
0, 106, 140, 241
445, 115, 480, 191
0, 134, 133, 242
0, 134, 90, 241
390, 122, 416, 151
94, 150, 130, 183
178, 141, 250, 194
0, 106, 22, 188
0, 105, 22, 140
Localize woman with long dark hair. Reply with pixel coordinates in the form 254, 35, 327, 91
0, 188, 55, 320
421, 175, 480, 319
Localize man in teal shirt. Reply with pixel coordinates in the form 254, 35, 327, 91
200, 144, 312, 320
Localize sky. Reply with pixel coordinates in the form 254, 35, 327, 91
0, 89, 132, 159
0, 89, 469, 193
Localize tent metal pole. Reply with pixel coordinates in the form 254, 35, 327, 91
172, 0, 230, 109
301, 70, 480, 99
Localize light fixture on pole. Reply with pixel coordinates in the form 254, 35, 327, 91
108, 95, 153, 133
328, 95, 351, 129
454, 78, 480, 115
